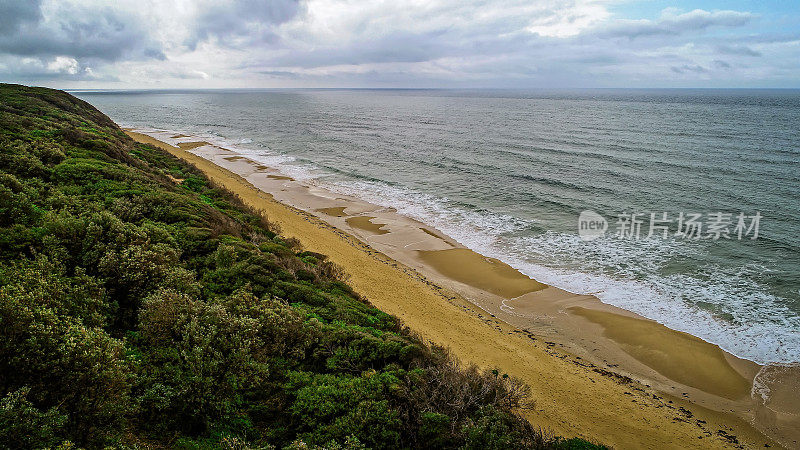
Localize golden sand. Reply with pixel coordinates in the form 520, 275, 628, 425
126, 131, 784, 449
346, 216, 390, 235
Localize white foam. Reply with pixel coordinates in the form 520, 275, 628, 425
130, 127, 800, 365
131, 126, 321, 182
319, 178, 800, 365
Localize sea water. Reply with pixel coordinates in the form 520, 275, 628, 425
73, 88, 800, 365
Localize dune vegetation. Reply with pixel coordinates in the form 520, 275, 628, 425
0, 84, 602, 449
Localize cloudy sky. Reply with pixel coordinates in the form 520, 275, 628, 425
1, 0, 798, 88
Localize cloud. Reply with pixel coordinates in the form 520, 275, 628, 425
0, 54, 117, 81
0, 0, 167, 81
526, 1, 610, 37
0, 1, 796, 88
670, 64, 707, 74
187, 0, 302, 49
0, 0, 43, 34
247, 30, 462, 68
0, 2, 164, 61
597, 9, 755, 39
241, 0, 603, 70
259, 70, 301, 79
230, 3, 776, 88
47, 56, 79, 75
716, 44, 761, 57
739, 32, 800, 45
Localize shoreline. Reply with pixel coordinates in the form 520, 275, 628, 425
126, 128, 798, 448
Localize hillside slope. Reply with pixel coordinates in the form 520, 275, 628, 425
0, 84, 602, 449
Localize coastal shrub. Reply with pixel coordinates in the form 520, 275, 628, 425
462, 405, 540, 449
0, 84, 606, 449
0, 388, 68, 448
0, 273, 129, 445
135, 288, 296, 434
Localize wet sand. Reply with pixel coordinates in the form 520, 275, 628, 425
570, 307, 750, 400
126, 129, 798, 449
346, 216, 390, 235
177, 141, 211, 150
420, 227, 448, 241
267, 174, 294, 181
417, 248, 546, 298
316, 206, 349, 217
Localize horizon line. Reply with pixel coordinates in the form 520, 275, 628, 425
61, 86, 800, 92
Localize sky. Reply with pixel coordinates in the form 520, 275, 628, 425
0, 0, 798, 89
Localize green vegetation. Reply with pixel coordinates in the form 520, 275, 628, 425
0, 84, 603, 449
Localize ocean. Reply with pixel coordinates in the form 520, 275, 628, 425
73, 88, 800, 365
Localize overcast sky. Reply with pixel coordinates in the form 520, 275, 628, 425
1, 0, 798, 89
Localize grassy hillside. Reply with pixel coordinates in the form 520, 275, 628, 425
0, 84, 601, 449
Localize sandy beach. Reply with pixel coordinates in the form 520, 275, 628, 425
126, 129, 799, 449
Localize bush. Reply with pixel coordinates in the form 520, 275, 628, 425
0, 84, 605, 449
0, 388, 68, 448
